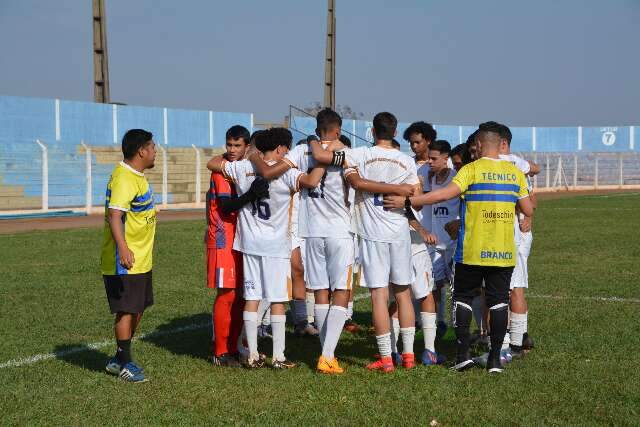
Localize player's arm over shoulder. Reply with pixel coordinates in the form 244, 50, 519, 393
515, 170, 533, 217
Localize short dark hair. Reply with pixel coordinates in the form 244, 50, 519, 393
373, 112, 397, 140
451, 143, 467, 158
316, 108, 342, 135
429, 139, 451, 155
296, 138, 307, 146
403, 121, 437, 143
497, 123, 512, 145
250, 130, 264, 144
122, 129, 153, 159
225, 125, 250, 144
339, 134, 352, 148
256, 127, 292, 153
391, 139, 401, 149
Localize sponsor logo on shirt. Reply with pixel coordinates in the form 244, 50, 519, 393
480, 250, 513, 260
481, 172, 517, 181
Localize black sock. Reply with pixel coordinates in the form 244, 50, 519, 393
116, 339, 132, 366
454, 302, 473, 362
489, 305, 509, 353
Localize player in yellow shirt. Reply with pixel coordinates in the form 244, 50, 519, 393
384, 121, 533, 374
101, 129, 157, 382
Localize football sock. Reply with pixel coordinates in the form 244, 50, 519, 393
375, 333, 392, 358
306, 291, 315, 323
421, 312, 437, 352
229, 289, 244, 355
347, 301, 354, 320
243, 311, 259, 359
314, 304, 330, 346
390, 317, 400, 354
400, 327, 415, 355
292, 299, 308, 326
453, 301, 473, 361
322, 305, 347, 360
271, 314, 287, 362
510, 312, 527, 347
116, 339, 132, 366
214, 290, 234, 356
471, 295, 484, 332
489, 303, 509, 353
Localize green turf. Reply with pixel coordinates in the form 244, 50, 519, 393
1, 193, 639, 425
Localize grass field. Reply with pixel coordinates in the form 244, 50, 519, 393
1, 193, 639, 426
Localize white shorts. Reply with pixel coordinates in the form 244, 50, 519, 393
511, 231, 532, 289
305, 237, 354, 291
411, 250, 433, 300
429, 245, 455, 283
360, 238, 413, 288
243, 254, 291, 303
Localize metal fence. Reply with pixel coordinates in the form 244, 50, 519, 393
1, 141, 639, 214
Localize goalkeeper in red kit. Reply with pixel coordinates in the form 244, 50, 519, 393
205, 126, 268, 367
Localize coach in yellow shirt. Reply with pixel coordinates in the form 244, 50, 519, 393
384, 121, 533, 374
101, 129, 157, 382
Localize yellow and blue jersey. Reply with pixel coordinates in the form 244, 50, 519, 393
452, 157, 529, 267
101, 162, 156, 275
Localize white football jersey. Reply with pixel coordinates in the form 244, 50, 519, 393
416, 159, 432, 233
500, 153, 533, 244
284, 143, 351, 239
429, 169, 459, 248
345, 145, 419, 243
223, 159, 302, 258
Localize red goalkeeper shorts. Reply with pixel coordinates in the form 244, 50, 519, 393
207, 248, 243, 289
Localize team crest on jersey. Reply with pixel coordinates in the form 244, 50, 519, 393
244, 280, 256, 290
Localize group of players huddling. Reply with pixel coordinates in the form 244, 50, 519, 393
203, 109, 538, 375
100, 108, 539, 382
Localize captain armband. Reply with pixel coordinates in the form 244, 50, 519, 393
330, 151, 345, 167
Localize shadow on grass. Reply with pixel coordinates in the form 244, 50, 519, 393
142, 312, 211, 361
53, 343, 111, 373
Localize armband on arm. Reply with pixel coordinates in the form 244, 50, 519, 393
331, 151, 345, 167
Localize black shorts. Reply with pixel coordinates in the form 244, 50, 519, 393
453, 263, 513, 307
103, 271, 154, 314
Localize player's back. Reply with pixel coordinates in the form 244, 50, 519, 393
346, 145, 419, 242
224, 159, 300, 259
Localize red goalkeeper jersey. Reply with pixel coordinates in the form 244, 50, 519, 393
205, 171, 238, 250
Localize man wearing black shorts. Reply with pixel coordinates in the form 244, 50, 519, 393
101, 129, 157, 382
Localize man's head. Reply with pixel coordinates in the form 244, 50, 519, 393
225, 125, 250, 161
122, 129, 156, 169
372, 112, 397, 141
496, 123, 512, 154
428, 139, 451, 173
466, 129, 479, 161
450, 143, 467, 171
256, 127, 292, 160
475, 121, 503, 157
403, 121, 437, 158
316, 108, 342, 141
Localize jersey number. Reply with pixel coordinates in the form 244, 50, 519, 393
373, 193, 384, 207
251, 200, 271, 220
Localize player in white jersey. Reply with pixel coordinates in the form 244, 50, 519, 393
497, 123, 540, 356
342, 112, 421, 372
208, 128, 327, 369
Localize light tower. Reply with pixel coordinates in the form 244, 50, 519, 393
323, 0, 336, 109
93, 0, 110, 103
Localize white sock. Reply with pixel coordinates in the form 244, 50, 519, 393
510, 312, 527, 347
524, 311, 528, 333
400, 327, 415, 355
306, 291, 315, 323
270, 314, 287, 362
437, 287, 447, 324
347, 301, 354, 320
421, 312, 437, 352
243, 311, 258, 359
257, 299, 270, 326
471, 295, 484, 332
321, 305, 347, 360
291, 299, 307, 325
390, 317, 400, 354
376, 333, 392, 358
314, 304, 330, 346
502, 324, 511, 350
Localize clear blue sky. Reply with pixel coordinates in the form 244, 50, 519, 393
0, 0, 638, 126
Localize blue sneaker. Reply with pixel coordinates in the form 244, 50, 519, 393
500, 349, 513, 365
119, 362, 147, 383
421, 349, 446, 366
105, 357, 121, 375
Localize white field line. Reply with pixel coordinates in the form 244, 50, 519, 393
1, 292, 638, 370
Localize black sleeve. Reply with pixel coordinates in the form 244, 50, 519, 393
219, 193, 253, 215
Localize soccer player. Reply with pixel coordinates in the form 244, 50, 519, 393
209, 128, 326, 369
384, 121, 533, 374
102, 129, 157, 383
496, 123, 539, 356
205, 125, 267, 367
450, 144, 467, 172
342, 112, 420, 372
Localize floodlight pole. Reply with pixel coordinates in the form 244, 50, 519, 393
93, 0, 111, 103
323, 0, 336, 109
